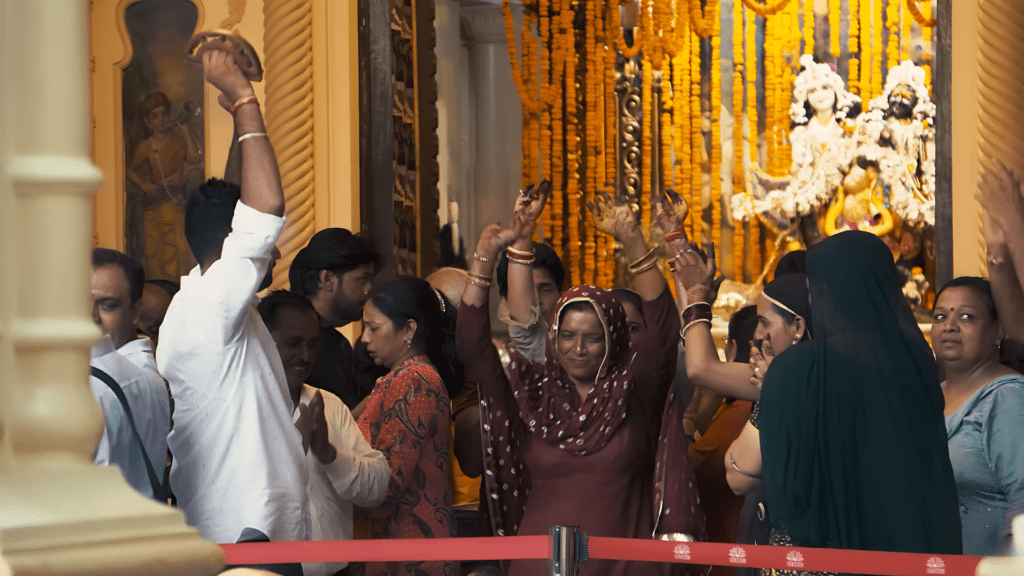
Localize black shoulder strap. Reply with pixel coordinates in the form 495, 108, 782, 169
91, 366, 166, 501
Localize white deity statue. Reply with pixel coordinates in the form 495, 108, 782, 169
733, 55, 861, 229
856, 60, 936, 230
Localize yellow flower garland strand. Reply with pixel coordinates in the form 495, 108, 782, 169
745, 6, 761, 279
690, 26, 703, 242
567, 36, 581, 286
740, 0, 794, 19
503, 0, 539, 114
733, 2, 746, 280
711, 9, 722, 250
886, 2, 900, 71
872, 0, 883, 101
849, 0, 860, 95
829, 0, 841, 58
804, 0, 815, 54
906, 0, 936, 27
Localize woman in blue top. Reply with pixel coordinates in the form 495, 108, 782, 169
932, 277, 1024, 556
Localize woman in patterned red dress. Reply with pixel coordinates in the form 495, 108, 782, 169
354, 276, 459, 576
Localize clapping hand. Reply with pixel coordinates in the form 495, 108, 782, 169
295, 390, 337, 464
748, 336, 775, 391
672, 241, 716, 304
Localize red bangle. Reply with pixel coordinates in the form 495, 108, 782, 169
664, 229, 687, 243
231, 96, 259, 116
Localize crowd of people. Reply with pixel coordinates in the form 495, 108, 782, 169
86, 47, 1024, 576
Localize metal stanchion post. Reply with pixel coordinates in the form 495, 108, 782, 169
548, 525, 588, 576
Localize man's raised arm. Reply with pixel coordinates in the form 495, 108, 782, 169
202, 49, 284, 217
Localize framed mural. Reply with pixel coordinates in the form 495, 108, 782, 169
121, 0, 205, 281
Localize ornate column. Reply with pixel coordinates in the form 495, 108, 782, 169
0, 0, 222, 573
976, 0, 1024, 273
461, 3, 524, 249
264, 0, 316, 288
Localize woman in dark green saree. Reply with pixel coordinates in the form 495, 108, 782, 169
758, 231, 962, 574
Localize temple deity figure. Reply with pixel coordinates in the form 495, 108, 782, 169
127, 92, 202, 281
857, 60, 936, 230
733, 55, 861, 230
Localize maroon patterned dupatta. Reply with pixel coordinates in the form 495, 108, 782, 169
479, 285, 637, 537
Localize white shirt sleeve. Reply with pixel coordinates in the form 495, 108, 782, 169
191, 200, 285, 343
318, 392, 390, 508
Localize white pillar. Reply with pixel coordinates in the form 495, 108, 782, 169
436, 0, 473, 240
461, 2, 524, 248
0, 0, 223, 573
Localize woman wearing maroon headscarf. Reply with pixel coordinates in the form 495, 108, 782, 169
457, 184, 703, 576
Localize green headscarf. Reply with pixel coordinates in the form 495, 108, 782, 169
759, 231, 962, 554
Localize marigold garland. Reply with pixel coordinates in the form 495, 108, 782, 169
886, 3, 900, 71
690, 26, 703, 242
849, 0, 860, 94
804, 0, 815, 55
567, 39, 581, 287
872, 0, 883, 99
829, 0, 841, 58
733, 1, 746, 280
862, 0, 873, 99
740, 0, 794, 19
711, 18, 722, 249
503, 0, 539, 114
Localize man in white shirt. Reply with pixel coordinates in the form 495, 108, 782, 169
156, 49, 308, 569
257, 290, 389, 576
90, 336, 171, 500
88, 248, 171, 500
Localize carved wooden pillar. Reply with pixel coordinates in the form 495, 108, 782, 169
264, 0, 316, 288
0, 0, 223, 574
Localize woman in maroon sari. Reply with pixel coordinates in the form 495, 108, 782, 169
456, 185, 703, 576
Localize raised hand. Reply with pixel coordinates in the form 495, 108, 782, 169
653, 189, 690, 237
672, 242, 716, 303
202, 49, 255, 105
513, 180, 550, 240
978, 159, 1024, 238
475, 222, 520, 263
587, 192, 640, 242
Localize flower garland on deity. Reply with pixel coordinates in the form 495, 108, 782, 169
856, 60, 936, 229
732, 55, 861, 223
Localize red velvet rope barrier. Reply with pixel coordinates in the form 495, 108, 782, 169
221, 536, 985, 575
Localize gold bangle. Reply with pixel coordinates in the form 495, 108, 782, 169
468, 277, 492, 288
681, 318, 712, 343
473, 251, 492, 263
628, 245, 657, 269
630, 258, 658, 275
508, 257, 535, 266
507, 246, 536, 258
468, 272, 492, 282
